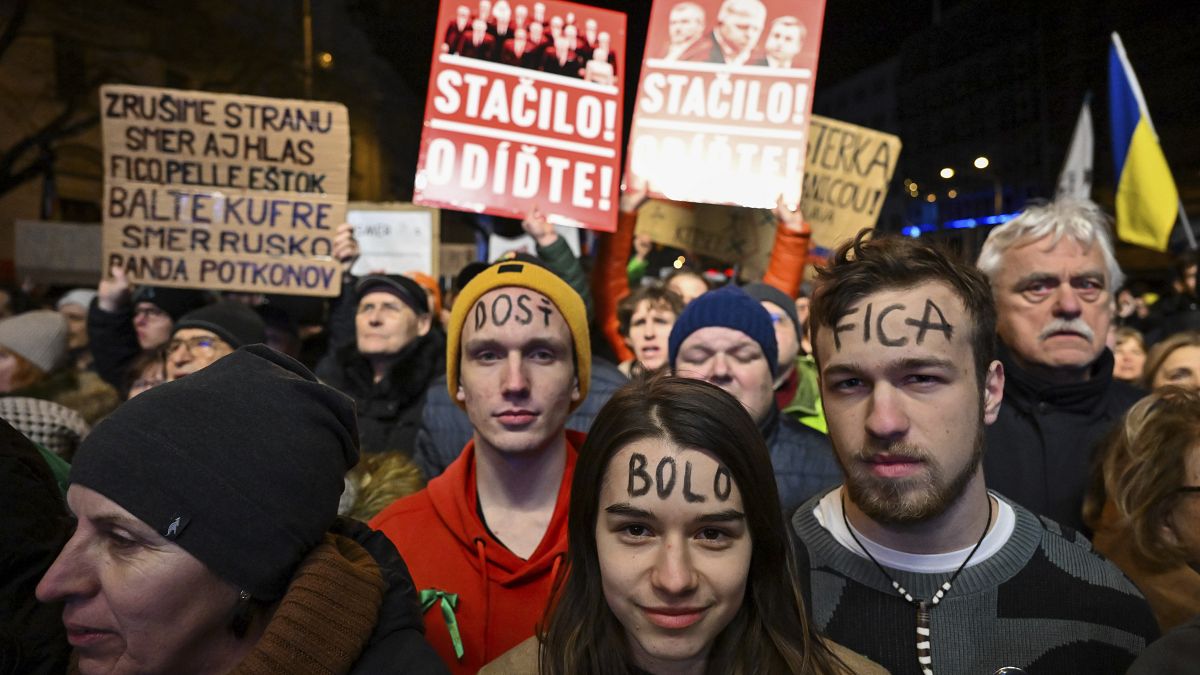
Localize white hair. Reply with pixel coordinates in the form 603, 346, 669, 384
976, 198, 1125, 290
718, 0, 767, 22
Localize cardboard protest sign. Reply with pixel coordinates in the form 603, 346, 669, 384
100, 84, 350, 297
414, 0, 626, 232
440, 243, 478, 281
347, 203, 440, 278
627, 0, 825, 209
634, 199, 777, 279
15, 220, 102, 285
802, 115, 901, 250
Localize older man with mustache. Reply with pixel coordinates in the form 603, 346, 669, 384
975, 198, 1141, 533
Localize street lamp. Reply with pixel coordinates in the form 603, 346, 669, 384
972, 157, 1002, 214
939, 167, 955, 179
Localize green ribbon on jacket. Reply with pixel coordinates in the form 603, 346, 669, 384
419, 589, 465, 659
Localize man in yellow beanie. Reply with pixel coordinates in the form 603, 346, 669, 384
371, 258, 590, 674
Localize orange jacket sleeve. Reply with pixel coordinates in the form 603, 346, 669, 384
761, 218, 813, 298
591, 210, 636, 363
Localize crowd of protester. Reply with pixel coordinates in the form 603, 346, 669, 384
4, 185, 1199, 674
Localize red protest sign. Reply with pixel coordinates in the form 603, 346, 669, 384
414, 0, 627, 232
626, 0, 825, 209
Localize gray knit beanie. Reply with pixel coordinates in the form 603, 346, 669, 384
0, 310, 68, 372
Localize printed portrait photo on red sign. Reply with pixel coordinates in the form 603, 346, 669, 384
415, 0, 627, 232
627, 0, 825, 209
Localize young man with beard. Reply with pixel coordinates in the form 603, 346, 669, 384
792, 231, 1158, 675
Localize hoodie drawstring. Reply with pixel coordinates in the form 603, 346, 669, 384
474, 537, 491, 665
549, 553, 563, 588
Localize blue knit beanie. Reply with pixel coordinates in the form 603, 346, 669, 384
668, 285, 778, 376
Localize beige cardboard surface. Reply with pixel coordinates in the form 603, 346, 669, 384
439, 244, 478, 282
801, 115, 902, 251
16, 220, 102, 285
100, 84, 350, 296
634, 199, 776, 280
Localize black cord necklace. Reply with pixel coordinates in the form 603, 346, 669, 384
840, 491, 993, 675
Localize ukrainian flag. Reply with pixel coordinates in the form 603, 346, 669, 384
1109, 32, 1179, 252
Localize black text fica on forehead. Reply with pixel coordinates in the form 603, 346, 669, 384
832, 298, 954, 351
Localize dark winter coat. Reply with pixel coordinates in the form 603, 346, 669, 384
984, 344, 1143, 533
315, 333, 445, 457
760, 404, 842, 517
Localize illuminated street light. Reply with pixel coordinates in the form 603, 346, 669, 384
973, 156, 990, 169
948, 189, 958, 199
318, 52, 334, 69
939, 167, 955, 179
925, 193, 937, 203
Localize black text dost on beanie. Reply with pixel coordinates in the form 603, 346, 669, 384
69, 345, 359, 601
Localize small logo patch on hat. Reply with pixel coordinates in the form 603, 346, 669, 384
163, 515, 189, 539
497, 263, 524, 274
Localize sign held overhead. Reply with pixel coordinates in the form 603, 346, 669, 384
100, 84, 350, 297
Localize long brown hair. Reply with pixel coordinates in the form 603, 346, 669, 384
538, 375, 844, 674
1084, 386, 1200, 569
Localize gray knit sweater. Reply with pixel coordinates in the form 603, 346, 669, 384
792, 489, 1160, 675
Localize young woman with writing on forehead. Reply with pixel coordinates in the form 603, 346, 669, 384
480, 375, 885, 675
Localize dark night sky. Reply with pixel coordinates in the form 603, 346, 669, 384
385, 0, 956, 100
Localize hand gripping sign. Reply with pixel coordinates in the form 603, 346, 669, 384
414, 0, 627, 232
626, 0, 825, 209
100, 84, 350, 297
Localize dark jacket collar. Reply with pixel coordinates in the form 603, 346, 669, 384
998, 341, 1118, 415
338, 331, 444, 404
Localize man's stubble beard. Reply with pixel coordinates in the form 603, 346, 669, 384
838, 407, 985, 525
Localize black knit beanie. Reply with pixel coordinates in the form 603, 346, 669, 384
743, 282, 803, 340
131, 286, 211, 321
69, 345, 359, 600
668, 285, 778, 377
355, 274, 429, 315
173, 301, 267, 348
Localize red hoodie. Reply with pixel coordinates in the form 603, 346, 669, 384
370, 431, 582, 674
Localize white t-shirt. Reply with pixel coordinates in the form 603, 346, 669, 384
813, 486, 1016, 574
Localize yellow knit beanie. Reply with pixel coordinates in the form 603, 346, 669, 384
446, 260, 591, 411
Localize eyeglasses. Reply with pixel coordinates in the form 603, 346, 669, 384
133, 306, 168, 320
167, 336, 224, 356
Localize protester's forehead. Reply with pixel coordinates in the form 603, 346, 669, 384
173, 326, 221, 340
464, 285, 568, 337
1007, 233, 1103, 269
680, 325, 762, 352
634, 298, 674, 316
601, 438, 741, 507
818, 282, 970, 355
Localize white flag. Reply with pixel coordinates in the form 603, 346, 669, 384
1056, 98, 1093, 200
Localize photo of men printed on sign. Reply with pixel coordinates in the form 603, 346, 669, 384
655, 0, 818, 70
627, 0, 824, 208
440, 0, 623, 85
417, 0, 625, 232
